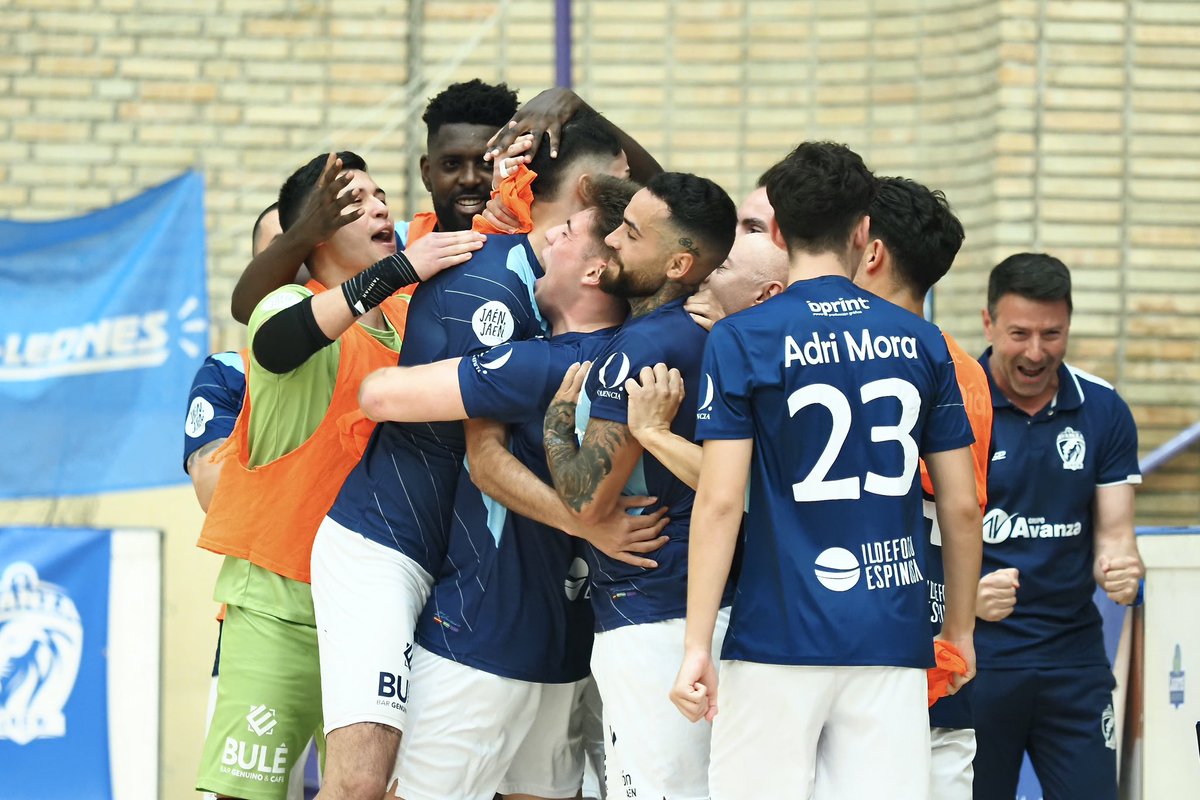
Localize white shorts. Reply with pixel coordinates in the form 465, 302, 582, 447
577, 676, 606, 799
310, 516, 433, 736
930, 726, 975, 800
590, 609, 730, 800
710, 662, 930, 799
390, 646, 587, 800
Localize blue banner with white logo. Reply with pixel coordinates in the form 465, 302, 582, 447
0, 527, 112, 799
0, 172, 207, 498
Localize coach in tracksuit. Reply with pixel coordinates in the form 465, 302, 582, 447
971, 253, 1144, 800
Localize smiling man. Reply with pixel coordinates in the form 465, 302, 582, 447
194, 152, 476, 800
971, 253, 1144, 800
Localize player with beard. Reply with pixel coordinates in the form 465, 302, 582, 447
541, 172, 736, 800
307, 112, 644, 800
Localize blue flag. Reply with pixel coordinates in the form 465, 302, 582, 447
0, 172, 207, 498
0, 527, 112, 798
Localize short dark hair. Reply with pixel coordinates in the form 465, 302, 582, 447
251, 201, 278, 250
645, 172, 737, 271
580, 174, 640, 258
422, 79, 518, 140
988, 253, 1073, 317
527, 110, 622, 202
278, 151, 367, 233
868, 177, 964, 297
763, 141, 877, 255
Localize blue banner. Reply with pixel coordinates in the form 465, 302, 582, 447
0, 527, 112, 798
0, 172, 207, 498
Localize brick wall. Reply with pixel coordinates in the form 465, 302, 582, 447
3, 0, 1197, 523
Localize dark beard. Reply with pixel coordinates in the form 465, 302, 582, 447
599, 260, 663, 299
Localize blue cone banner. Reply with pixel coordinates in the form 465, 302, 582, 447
0, 172, 207, 498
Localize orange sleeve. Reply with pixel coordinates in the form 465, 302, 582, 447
472, 164, 537, 235
920, 332, 991, 513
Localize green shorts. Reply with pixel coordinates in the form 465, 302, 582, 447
196, 604, 324, 800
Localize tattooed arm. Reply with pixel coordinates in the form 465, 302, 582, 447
543, 362, 646, 526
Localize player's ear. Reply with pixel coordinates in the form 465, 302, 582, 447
419, 154, 432, 193
666, 250, 694, 282
757, 280, 785, 304
768, 217, 786, 252
583, 255, 607, 285
981, 307, 995, 342
574, 172, 593, 202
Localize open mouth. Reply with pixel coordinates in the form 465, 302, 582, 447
371, 226, 394, 244
1016, 364, 1045, 381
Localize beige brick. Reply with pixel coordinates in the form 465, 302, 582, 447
13, 120, 91, 140
34, 141, 115, 163
138, 37, 220, 58
34, 12, 119, 34
120, 57, 199, 80
35, 55, 117, 77
14, 75, 94, 97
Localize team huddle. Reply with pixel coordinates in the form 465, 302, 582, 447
183, 79, 1145, 800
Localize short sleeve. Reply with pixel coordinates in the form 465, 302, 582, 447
183, 353, 246, 472
459, 340, 552, 425
584, 333, 661, 426
1097, 393, 1141, 487
695, 321, 754, 441
919, 340, 974, 455
441, 274, 539, 359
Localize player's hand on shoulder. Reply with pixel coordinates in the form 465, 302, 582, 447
485, 87, 583, 163
670, 648, 719, 723
626, 364, 685, 440
684, 293, 726, 332
552, 361, 590, 406
976, 567, 1019, 622
403, 229, 486, 280
1095, 554, 1143, 605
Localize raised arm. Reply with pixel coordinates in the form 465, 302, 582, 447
231, 154, 360, 323
485, 88, 664, 183
1092, 483, 1143, 604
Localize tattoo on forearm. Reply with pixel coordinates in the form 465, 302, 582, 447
544, 409, 631, 513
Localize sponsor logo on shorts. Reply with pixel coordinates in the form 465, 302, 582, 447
246, 705, 277, 737
982, 508, 1082, 544
0, 563, 83, 745
564, 557, 589, 602
220, 737, 288, 783
377, 667, 410, 712
471, 301, 515, 347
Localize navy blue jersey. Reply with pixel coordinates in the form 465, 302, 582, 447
574, 298, 721, 632
698, 276, 973, 668
976, 352, 1141, 669
183, 352, 246, 472
417, 329, 618, 683
326, 235, 545, 574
